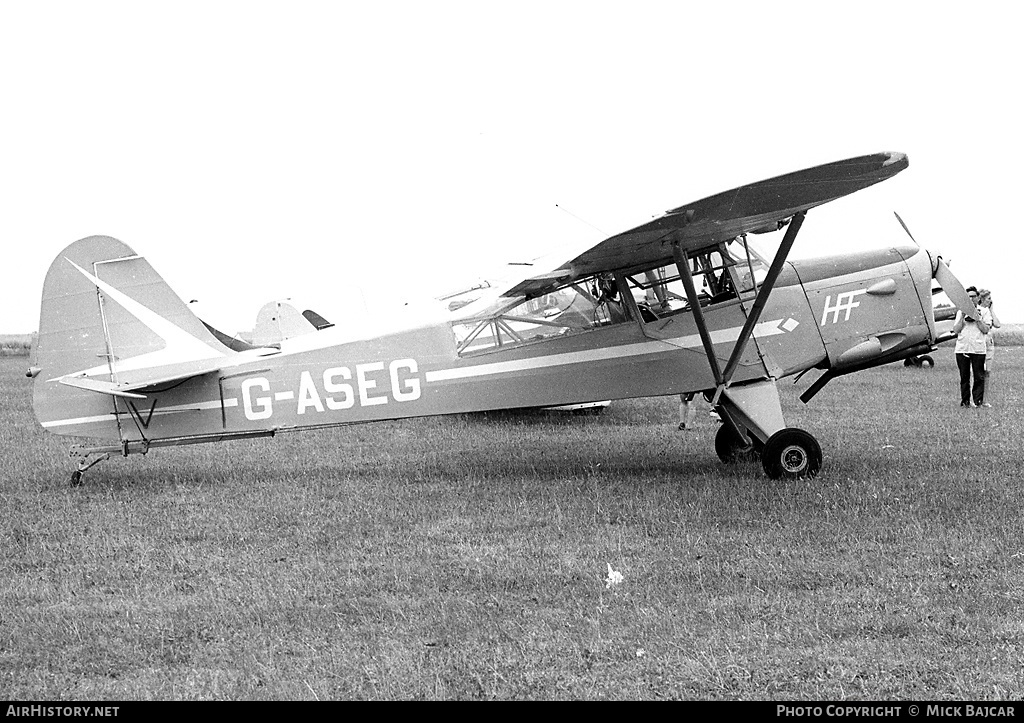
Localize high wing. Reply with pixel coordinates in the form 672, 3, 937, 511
506, 152, 908, 298
45, 153, 908, 399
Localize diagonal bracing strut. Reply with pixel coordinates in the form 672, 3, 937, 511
671, 211, 805, 402
721, 211, 805, 384
672, 241, 724, 386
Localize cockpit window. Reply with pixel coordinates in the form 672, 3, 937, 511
452, 273, 629, 356
724, 236, 770, 294
624, 238, 768, 322
450, 236, 772, 353
626, 248, 735, 320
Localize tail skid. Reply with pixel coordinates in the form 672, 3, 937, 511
67, 429, 278, 486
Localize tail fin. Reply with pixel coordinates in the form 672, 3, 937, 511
34, 235, 234, 437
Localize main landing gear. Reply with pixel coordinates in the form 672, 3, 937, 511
760, 428, 822, 479
663, 210, 824, 479
714, 424, 762, 463
715, 422, 822, 479
706, 378, 823, 480
661, 211, 822, 480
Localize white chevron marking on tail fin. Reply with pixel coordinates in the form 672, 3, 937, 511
58, 258, 225, 379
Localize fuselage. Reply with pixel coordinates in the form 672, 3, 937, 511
34, 243, 937, 444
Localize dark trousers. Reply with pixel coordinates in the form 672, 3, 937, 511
956, 353, 986, 406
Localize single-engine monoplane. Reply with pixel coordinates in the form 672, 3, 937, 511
29, 152, 975, 484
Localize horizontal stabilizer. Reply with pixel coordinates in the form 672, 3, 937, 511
51, 343, 283, 396
58, 376, 148, 399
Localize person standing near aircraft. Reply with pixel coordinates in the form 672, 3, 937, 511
978, 289, 1000, 405
952, 286, 991, 408
679, 392, 697, 430
678, 392, 720, 430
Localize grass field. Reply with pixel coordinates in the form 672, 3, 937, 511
2, 349, 1022, 700
0, 335, 33, 357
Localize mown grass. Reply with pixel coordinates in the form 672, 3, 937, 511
0, 335, 33, 357
994, 324, 1024, 346
1, 349, 1022, 700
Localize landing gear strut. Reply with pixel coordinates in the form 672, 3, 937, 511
714, 424, 763, 463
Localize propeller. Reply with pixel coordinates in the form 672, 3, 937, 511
894, 212, 975, 319
893, 211, 917, 245
935, 259, 976, 319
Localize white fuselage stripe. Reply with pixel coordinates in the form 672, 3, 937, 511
41, 318, 797, 427
424, 318, 794, 383
40, 398, 237, 429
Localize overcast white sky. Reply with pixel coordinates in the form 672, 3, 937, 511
3, 1, 1021, 334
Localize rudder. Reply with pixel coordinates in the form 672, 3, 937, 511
33, 235, 231, 438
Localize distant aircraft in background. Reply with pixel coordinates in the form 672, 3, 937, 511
29, 152, 975, 485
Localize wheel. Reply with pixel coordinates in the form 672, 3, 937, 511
919, 355, 934, 368
70, 470, 84, 487
903, 357, 916, 367
761, 428, 822, 480
714, 424, 761, 463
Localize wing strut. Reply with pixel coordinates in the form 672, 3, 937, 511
721, 211, 805, 384
672, 242, 724, 386
672, 211, 805, 407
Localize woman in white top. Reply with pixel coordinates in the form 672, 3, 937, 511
977, 289, 1001, 403
952, 287, 991, 408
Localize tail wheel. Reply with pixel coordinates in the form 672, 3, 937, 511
761, 428, 821, 479
714, 424, 762, 464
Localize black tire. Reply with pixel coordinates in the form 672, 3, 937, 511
70, 470, 83, 487
903, 357, 916, 367
761, 428, 822, 480
714, 424, 761, 464
919, 355, 934, 368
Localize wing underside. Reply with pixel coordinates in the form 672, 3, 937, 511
504, 152, 908, 299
